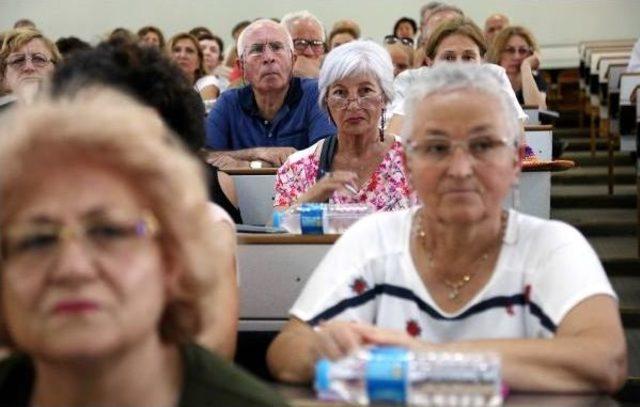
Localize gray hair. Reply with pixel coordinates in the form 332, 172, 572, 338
402, 64, 520, 145
236, 19, 294, 58
318, 40, 395, 112
420, 2, 445, 25
426, 4, 464, 24
281, 10, 326, 40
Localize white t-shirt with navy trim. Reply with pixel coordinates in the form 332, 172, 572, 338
290, 208, 616, 342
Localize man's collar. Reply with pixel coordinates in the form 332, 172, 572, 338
239, 77, 303, 117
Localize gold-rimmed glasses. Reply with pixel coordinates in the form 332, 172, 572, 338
1, 211, 160, 265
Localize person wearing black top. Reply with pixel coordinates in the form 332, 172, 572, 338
487, 25, 548, 109
51, 40, 242, 360
50, 40, 243, 224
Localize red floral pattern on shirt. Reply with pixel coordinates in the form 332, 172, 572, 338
274, 139, 416, 211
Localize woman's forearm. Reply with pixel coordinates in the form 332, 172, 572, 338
428, 334, 626, 393
520, 64, 547, 109
267, 321, 320, 383
429, 297, 626, 393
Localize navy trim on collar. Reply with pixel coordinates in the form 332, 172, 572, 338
238, 77, 303, 118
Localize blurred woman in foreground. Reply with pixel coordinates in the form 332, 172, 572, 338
0, 89, 288, 406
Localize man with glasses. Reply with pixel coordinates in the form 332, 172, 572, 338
281, 10, 326, 78
205, 19, 335, 169
384, 41, 414, 77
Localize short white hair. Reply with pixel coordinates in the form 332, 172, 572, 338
402, 64, 520, 145
281, 10, 326, 40
318, 40, 395, 112
236, 19, 294, 58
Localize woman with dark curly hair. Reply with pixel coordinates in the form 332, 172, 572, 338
392, 16, 418, 43
51, 41, 244, 360
137, 25, 165, 49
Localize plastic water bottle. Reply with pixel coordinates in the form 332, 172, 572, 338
272, 208, 301, 234
272, 203, 373, 234
315, 347, 503, 406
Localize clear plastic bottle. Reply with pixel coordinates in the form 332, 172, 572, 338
315, 347, 503, 406
272, 203, 373, 234
272, 208, 301, 234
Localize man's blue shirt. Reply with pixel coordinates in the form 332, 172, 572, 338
205, 77, 335, 150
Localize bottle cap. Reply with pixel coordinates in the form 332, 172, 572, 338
314, 358, 331, 392
271, 210, 283, 228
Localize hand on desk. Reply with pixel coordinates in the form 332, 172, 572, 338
206, 154, 249, 169
256, 147, 296, 167
313, 320, 427, 360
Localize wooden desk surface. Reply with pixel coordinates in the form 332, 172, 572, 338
238, 233, 339, 245
277, 385, 619, 406
225, 168, 278, 175
524, 124, 553, 131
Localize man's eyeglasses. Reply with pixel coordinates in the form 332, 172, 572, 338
326, 94, 383, 110
384, 35, 414, 47
1, 212, 160, 264
6, 53, 52, 69
406, 136, 513, 164
503, 46, 532, 56
245, 41, 288, 57
292, 39, 325, 54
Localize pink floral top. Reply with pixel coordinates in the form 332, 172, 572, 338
274, 137, 417, 211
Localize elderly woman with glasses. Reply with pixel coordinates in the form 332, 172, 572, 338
273, 40, 415, 212
0, 89, 289, 406
0, 28, 60, 108
487, 26, 547, 109
267, 64, 626, 393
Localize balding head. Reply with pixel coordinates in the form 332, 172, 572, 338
484, 13, 510, 43
423, 5, 464, 40
237, 19, 293, 58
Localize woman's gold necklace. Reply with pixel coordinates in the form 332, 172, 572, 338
415, 210, 508, 302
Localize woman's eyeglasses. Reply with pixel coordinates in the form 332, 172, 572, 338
326, 94, 383, 110
384, 35, 414, 47
406, 136, 514, 164
503, 46, 532, 56
1, 211, 160, 264
6, 53, 52, 69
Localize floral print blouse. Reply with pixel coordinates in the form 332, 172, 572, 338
274, 137, 416, 211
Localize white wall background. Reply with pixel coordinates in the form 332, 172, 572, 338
2, 0, 639, 66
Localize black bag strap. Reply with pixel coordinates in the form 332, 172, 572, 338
316, 134, 338, 182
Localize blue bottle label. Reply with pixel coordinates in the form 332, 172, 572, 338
365, 347, 409, 404
299, 204, 324, 234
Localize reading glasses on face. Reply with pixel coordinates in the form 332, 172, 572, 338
384, 35, 414, 47
406, 136, 513, 163
293, 39, 325, 53
326, 94, 382, 110
245, 41, 287, 57
6, 53, 51, 69
1, 212, 159, 263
